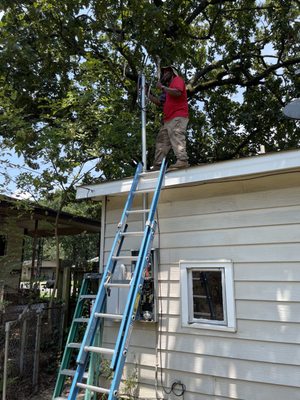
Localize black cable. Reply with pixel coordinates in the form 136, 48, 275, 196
156, 207, 174, 396
170, 381, 186, 397
155, 206, 187, 398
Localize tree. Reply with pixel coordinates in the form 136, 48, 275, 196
0, 0, 299, 180
36, 195, 100, 270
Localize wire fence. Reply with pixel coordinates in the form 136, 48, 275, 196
1, 303, 64, 400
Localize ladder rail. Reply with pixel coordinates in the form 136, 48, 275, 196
68, 225, 129, 399
52, 274, 101, 399
110, 159, 167, 385
110, 158, 166, 371
200, 272, 216, 319
146, 158, 167, 223
67, 163, 144, 400
75, 226, 127, 365
117, 162, 143, 230
52, 275, 100, 399
109, 222, 150, 371
63, 160, 167, 400
68, 234, 127, 398
109, 224, 156, 399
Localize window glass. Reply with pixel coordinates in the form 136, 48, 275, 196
191, 270, 224, 321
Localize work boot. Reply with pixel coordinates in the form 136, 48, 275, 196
168, 160, 190, 170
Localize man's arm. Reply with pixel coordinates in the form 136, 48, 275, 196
148, 92, 162, 106
157, 81, 182, 97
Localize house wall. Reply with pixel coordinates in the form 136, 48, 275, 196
102, 171, 300, 400
0, 218, 24, 290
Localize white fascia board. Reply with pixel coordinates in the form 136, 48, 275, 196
76, 149, 300, 200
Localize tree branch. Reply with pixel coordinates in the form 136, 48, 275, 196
185, 0, 236, 25
187, 56, 300, 95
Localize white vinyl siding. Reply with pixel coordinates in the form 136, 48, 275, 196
102, 175, 300, 399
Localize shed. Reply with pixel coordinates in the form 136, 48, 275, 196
76, 149, 300, 400
0, 195, 101, 290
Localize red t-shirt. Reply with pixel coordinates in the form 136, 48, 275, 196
163, 76, 189, 122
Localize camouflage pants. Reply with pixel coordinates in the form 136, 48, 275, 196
153, 117, 189, 166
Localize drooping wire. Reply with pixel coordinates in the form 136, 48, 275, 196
155, 206, 186, 398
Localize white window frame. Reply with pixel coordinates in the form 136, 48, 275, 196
180, 260, 236, 332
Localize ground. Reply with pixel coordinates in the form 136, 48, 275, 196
27, 374, 56, 400
29, 387, 54, 400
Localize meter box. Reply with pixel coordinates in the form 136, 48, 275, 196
106, 248, 158, 322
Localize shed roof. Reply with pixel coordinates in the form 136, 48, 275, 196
76, 149, 300, 201
0, 195, 101, 237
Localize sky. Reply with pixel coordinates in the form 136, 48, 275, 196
0, 146, 101, 199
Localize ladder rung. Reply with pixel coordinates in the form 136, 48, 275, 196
95, 312, 123, 320
139, 170, 159, 175
127, 209, 150, 214
135, 188, 155, 193
74, 317, 89, 323
120, 231, 144, 236
67, 342, 81, 349
84, 346, 114, 355
61, 369, 89, 379
80, 295, 97, 300
76, 383, 110, 394
112, 255, 138, 261
105, 282, 131, 288
61, 368, 76, 377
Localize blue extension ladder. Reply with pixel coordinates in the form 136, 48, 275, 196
54, 159, 167, 400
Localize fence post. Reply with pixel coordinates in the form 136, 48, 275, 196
0, 281, 4, 324
0, 281, 4, 311
33, 311, 42, 393
2, 321, 11, 400
19, 315, 27, 376
59, 303, 65, 351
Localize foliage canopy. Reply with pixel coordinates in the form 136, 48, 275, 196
0, 0, 300, 183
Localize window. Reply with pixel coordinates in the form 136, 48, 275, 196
0, 235, 7, 257
180, 260, 236, 332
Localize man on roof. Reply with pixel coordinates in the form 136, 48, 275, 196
147, 65, 189, 170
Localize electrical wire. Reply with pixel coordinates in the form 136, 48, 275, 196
155, 207, 171, 397
154, 205, 187, 399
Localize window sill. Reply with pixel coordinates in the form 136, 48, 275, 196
182, 321, 237, 332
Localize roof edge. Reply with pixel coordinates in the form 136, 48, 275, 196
76, 149, 300, 200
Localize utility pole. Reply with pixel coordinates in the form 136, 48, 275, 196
140, 73, 147, 171
139, 72, 148, 225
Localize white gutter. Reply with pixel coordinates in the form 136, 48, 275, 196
76, 149, 300, 201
